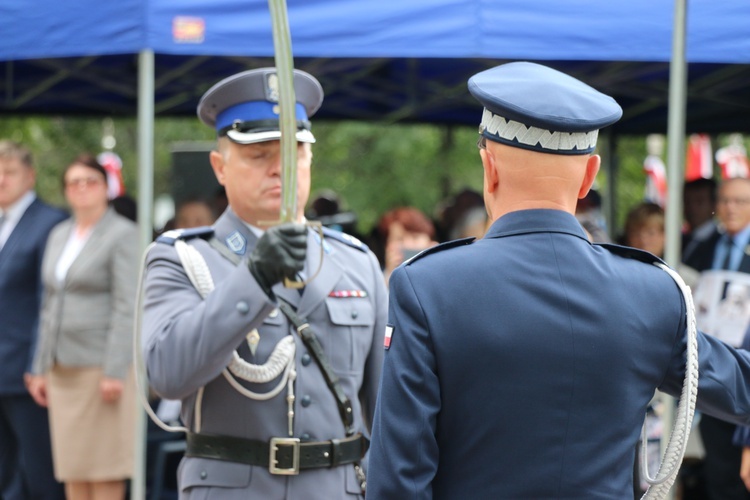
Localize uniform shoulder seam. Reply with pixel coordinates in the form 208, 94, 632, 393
155, 226, 215, 246
406, 237, 475, 265
595, 243, 664, 265
321, 227, 368, 253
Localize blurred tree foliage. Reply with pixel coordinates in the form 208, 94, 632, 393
0, 115, 744, 239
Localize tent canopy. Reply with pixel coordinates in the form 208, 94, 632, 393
2, 0, 749, 133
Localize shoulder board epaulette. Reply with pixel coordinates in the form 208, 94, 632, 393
321, 227, 368, 253
156, 226, 215, 246
595, 243, 665, 265
406, 237, 475, 265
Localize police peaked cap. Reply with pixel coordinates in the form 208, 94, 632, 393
197, 68, 324, 144
468, 62, 623, 155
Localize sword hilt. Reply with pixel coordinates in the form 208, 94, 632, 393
258, 219, 325, 289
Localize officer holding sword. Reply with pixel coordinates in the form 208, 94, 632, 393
141, 67, 387, 499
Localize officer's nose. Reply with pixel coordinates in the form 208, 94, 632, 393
268, 154, 282, 176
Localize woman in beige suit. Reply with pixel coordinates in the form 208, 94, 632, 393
28, 154, 138, 500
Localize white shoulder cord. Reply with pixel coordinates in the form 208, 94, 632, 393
134, 242, 189, 433
132, 239, 297, 435
640, 263, 699, 499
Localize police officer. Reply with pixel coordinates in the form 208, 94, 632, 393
142, 68, 387, 499
367, 62, 750, 499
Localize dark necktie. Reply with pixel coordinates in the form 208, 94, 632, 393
721, 237, 735, 270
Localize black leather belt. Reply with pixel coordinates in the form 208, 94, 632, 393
185, 432, 368, 475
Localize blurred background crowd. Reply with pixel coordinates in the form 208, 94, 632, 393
2, 120, 750, 499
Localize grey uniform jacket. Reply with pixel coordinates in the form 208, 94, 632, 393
142, 208, 387, 500
34, 208, 138, 379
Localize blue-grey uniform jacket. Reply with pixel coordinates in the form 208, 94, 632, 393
368, 209, 750, 499
142, 209, 387, 500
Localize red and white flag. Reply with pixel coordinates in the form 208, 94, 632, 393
643, 155, 667, 208
97, 151, 126, 200
716, 138, 750, 179
685, 134, 713, 181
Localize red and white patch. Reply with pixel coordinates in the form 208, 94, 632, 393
384, 325, 394, 350
328, 290, 368, 298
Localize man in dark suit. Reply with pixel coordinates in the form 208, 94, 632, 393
682, 177, 719, 265
367, 62, 750, 499
0, 140, 66, 499
684, 177, 750, 499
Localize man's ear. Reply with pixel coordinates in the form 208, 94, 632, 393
578, 154, 601, 199
209, 150, 226, 186
481, 149, 499, 194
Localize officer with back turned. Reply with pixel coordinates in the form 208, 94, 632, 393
367, 61, 750, 499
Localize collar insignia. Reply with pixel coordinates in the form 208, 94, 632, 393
226, 231, 247, 255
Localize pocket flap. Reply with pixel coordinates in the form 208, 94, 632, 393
326, 297, 373, 326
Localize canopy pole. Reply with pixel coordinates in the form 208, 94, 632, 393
665, 2, 687, 267
602, 129, 617, 240
659, 1, 687, 499
132, 48, 155, 500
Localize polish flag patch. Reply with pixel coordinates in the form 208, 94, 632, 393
384, 325, 394, 350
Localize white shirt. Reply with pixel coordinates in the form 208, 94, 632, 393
0, 190, 36, 250
55, 227, 92, 283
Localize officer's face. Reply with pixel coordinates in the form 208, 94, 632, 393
0, 156, 35, 210
210, 139, 311, 226
717, 179, 750, 235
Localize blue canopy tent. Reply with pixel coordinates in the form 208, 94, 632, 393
2, 1, 749, 497
2, 0, 749, 132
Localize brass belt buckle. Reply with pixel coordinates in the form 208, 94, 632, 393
269, 437, 300, 475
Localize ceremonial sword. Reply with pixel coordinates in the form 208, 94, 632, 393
268, 0, 297, 224
268, 0, 324, 288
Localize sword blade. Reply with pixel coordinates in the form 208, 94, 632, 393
268, 0, 298, 223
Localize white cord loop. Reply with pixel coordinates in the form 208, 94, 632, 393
134, 242, 189, 433
133, 238, 297, 435
174, 239, 297, 404
640, 263, 699, 499
223, 336, 296, 401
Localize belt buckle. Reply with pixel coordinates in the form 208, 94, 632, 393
269, 437, 300, 475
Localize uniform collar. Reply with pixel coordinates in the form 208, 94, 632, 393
485, 209, 590, 242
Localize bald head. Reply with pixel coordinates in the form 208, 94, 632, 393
479, 140, 600, 221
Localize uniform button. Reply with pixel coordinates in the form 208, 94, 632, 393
269, 308, 279, 318
200, 470, 207, 480
236, 301, 249, 314
301, 433, 311, 441
351, 309, 358, 319
301, 395, 311, 407
301, 353, 311, 366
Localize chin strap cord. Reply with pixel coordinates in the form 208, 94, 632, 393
640, 263, 699, 499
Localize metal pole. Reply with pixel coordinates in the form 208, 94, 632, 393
659, 1, 687, 498
665, 3, 687, 267
602, 130, 617, 240
132, 48, 155, 500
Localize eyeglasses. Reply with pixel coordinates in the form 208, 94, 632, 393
65, 177, 103, 189
718, 197, 750, 206
477, 136, 486, 150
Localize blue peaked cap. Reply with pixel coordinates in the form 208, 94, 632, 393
197, 68, 324, 144
468, 62, 622, 155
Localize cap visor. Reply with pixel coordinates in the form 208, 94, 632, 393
225, 129, 316, 144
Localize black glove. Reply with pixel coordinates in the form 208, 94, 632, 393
248, 222, 308, 298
